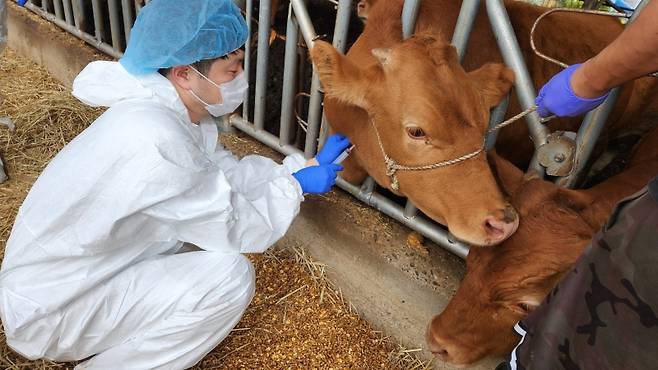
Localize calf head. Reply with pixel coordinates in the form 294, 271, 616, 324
425, 154, 596, 365
311, 34, 519, 246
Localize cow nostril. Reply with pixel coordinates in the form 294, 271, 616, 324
484, 217, 505, 238
432, 348, 449, 359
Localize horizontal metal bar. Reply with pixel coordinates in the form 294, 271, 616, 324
338, 178, 469, 259
231, 115, 302, 155
26, 3, 123, 58
230, 115, 470, 259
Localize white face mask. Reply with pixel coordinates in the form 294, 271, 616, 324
188, 67, 248, 117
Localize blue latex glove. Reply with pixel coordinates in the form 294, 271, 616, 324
16, 0, 27, 5
292, 164, 343, 194
535, 64, 610, 118
316, 134, 351, 165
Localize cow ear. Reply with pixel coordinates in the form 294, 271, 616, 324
468, 63, 516, 108
372, 48, 392, 67
310, 40, 377, 109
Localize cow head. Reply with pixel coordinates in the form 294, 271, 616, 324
311, 34, 520, 246
425, 154, 595, 365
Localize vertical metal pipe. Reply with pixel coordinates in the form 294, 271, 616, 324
451, 0, 481, 62
41, 0, 49, 13
91, 0, 103, 42
53, 0, 64, 21
400, 0, 422, 218
108, 0, 123, 51
486, 93, 510, 151
286, 0, 320, 157
401, 0, 421, 39
555, 0, 648, 187
253, 0, 271, 130
243, 0, 253, 121
71, 0, 83, 30
332, 0, 353, 53
121, 0, 134, 43
290, 0, 318, 49
25, 2, 123, 58
304, 74, 324, 158
279, 5, 299, 146
62, 0, 73, 26
555, 89, 621, 188
319, 0, 353, 147
361, 177, 376, 194
404, 201, 419, 219
486, 0, 549, 173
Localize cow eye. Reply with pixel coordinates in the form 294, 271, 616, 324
406, 126, 426, 140
514, 302, 535, 315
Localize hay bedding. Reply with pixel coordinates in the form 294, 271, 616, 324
0, 49, 428, 369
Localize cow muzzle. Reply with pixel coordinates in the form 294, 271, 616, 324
482, 206, 519, 246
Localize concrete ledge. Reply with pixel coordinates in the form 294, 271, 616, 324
6, 1, 110, 88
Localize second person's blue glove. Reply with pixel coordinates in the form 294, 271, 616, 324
292, 164, 343, 194
535, 64, 610, 118
316, 134, 351, 165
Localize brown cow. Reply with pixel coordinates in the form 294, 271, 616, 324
425, 126, 658, 365
311, 20, 519, 247
310, 0, 658, 246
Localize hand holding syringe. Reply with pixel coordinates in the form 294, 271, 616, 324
333, 145, 355, 164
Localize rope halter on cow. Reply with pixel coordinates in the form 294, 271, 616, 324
370, 106, 537, 191
530, 7, 657, 77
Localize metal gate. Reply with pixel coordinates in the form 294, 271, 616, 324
19, 0, 649, 259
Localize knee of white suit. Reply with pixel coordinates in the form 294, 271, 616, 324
2, 252, 257, 365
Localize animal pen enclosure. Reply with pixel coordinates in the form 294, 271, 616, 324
16, 0, 649, 260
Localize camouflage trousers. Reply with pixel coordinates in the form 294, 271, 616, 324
505, 177, 658, 370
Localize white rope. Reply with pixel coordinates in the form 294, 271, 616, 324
370, 105, 537, 190
529, 7, 656, 78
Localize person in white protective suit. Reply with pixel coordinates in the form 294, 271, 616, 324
0, 0, 351, 368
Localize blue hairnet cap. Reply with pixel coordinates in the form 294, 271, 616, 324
119, 0, 248, 75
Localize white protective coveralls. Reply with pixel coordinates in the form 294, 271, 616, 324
0, 61, 306, 369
